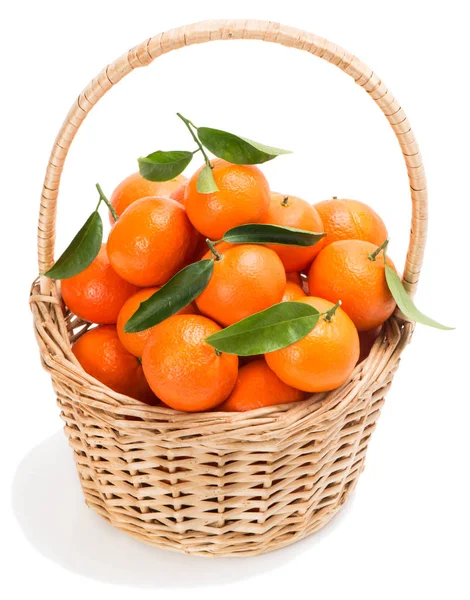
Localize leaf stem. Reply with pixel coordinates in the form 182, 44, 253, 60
96, 183, 119, 222
368, 239, 389, 261
323, 300, 342, 322
176, 113, 212, 168
206, 239, 222, 261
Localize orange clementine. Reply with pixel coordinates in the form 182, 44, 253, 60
184, 159, 270, 239
107, 196, 196, 287
282, 281, 306, 302
116, 287, 196, 357
266, 297, 359, 392
72, 325, 156, 404
61, 244, 138, 324
308, 240, 397, 331
358, 325, 383, 363
196, 244, 286, 327
263, 193, 325, 271
286, 271, 303, 286
109, 172, 187, 223
217, 358, 305, 411
142, 314, 238, 411
314, 198, 388, 247
170, 181, 188, 206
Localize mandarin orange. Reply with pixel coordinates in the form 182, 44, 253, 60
107, 196, 196, 287
184, 159, 270, 239
116, 287, 196, 357
61, 244, 138, 324
314, 198, 388, 247
142, 314, 238, 411
217, 358, 305, 412
282, 281, 307, 302
265, 297, 359, 393
196, 244, 286, 327
72, 325, 156, 404
109, 172, 187, 223
263, 193, 325, 271
308, 240, 397, 331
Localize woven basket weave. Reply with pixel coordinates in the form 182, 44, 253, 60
30, 20, 427, 557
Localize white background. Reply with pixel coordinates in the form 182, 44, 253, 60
2, 0, 469, 598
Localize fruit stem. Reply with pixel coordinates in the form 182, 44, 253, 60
96, 183, 119, 222
176, 113, 213, 169
323, 300, 342, 322
368, 239, 389, 261
214, 349, 222, 357
206, 238, 222, 261
281, 195, 290, 206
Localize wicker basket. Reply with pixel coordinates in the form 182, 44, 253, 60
30, 20, 427, 557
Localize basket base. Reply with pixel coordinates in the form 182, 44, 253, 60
81, 464, 362, 557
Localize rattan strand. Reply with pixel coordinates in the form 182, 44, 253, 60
31, 20, 425, 557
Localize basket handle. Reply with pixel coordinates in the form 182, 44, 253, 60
38, 19, 427, 297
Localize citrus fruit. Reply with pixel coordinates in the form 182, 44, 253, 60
358, 325, 383, 363
170, 181, 188, 206
117, 287, 197, 357
314, 198, 388, 247
61, 244, 138, 324
308, 240, 397, 331
109, 172, 187, 223
196, 244, 286, 326
217, 358, 305, 411
265, 297, 360, 393
184, 159, 270, 239
286, 271, 303, 286
282, 281, 306, 302
72, 325, 156, 404
107, 196, 196, 287
142, 314, 238, 411
263, 193, 325, 271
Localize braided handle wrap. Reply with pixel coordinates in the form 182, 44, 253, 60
38, 20, 427, 296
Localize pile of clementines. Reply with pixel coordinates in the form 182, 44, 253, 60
46, 116, 446, 413
57, 156, 398, 413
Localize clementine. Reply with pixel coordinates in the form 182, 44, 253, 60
184, 159, 270, 239
358, 325, 383, 363
117, 287, 196, 357
314, 198, 388, 247
282, 281, 306, 302
142, 314, 238, 411
72, 325, 156, 404
170, 181, 188, 206
196, 244, 286, 327
217, 358, 305, 411
107, 196, 196, 287
308, 240, 397, 331
265, 297, 360, 393
286, 271, 303, 286
109, 172, 187, 223
61, 244, 138, 324
263, 193, 325, 271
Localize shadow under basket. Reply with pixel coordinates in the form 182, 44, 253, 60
30, 20, 427, 557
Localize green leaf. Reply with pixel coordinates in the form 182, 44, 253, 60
205, 302, 320, 356
197, 164, 219, 193
124, 259, 214, 333
222, 223, 326, 246
385, 266, 454, 330
44, 211, 103, 279
138, 150, 193, 182
197, 127, 291, 165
